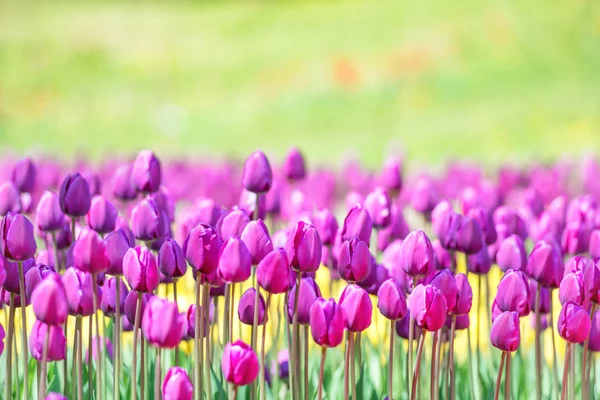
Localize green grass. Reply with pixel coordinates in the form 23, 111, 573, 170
0, 0, 599, 166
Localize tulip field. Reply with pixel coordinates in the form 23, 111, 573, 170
0, 149, 600, 400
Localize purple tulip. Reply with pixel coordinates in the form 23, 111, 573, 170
432, 240, 455, 270
339, 284, 372, 332
377, 278, 408, 320
377, 204, 410, 252
242, 151, 273, 194
32, 274, 68, 325
0, 212, 36, 261
158, 238, 187, 279
11, 157, 36, 193
218, 237, 252, 283
142, 297, 186, 348
183, 224, 223, 275
100, 277, 129, 316
59, 173, 91, 217
410, 176, 440, 217
24, 263, 56, 299
450, 273, 472, 315
104, 229, 133, 276
186, 304, 208, 339
287, 277, 322, 325
467, 207, 497, 245
286, 221, 322, 273
123, 246, 159, 293
309, 297, 345, 347
217, 208, 250, 241
494, 269, 530, 317
1, 257, 34, 295
496, 234, 527, 272
562, 221, 591, 255
313, 209, 338, 246
163, 367, 193, 400
0, 181, 22, 216
241, 220, 273, 265
408, 284, 447, 331
36, 191, 65, 232
257, 248, 290, 294
45, 393, 67, 400
111, 163, 137, 201
283, 147, 307, 182
364, 187, 391, 229
358, 261, 388, 295
396, 313, 422, 340
490, 311, 520, 352
528, 280, 552, 314
526, 239, 564, 288
588, 311, 600, 352
238, 288, 266, 326
131, 197, 165, 242
378, 156, 402, 194
62, 267, 98, 316
466, 245, 492, 275
131, 150, 162, 194
29, 321, 66, 361
590, 230, 600, 259
557, 301, 591, 343
437, 211, 462, 250
124, 291, 152, 325
559, 271, 588, 306
338, 238, 371, 283
456, 217, 483, 255
397, 230, 434, 278
429, 269, 458, 311
341, 204, 373, 244
73, 228, 110, 274
222, 340, 260, 386
493, 206, 528, 240
86, 195, 118, 234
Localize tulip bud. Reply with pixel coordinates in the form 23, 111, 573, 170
493, 206, 527, 239
431, 200, 453, 236
286, 221, 322, 273
467, 207, 497, 245
62, 267, 99, 316
364, 187, 391, 229
408, 284, 447, 331
448, 273, 472, 316
73, 228, 110, 275
377, 204, 410, 252
11, 157, 36, 193
559, 271, 588, 306
562, 221, 591, 255
378, 157, 402, 194
36, 191, 65, 232
241, 220, 273, 265
490, 311, 520, 352
437, 211, 462, 251
313, 209, 338, 247
1, 257, 34, 295
466, 245, 492, 275
309, 298, 345, 347
131, 197, 165, 242
132, 150, 162, 194
158, 238, 187, 279
494, 270, 530, 317
183, 224, 223, 275
0, 212, 37, 261
222, 340, 260, 386
590, 230, 600, 259
32, 274, 68, 325
339, 284, 372, 332
377, 278, 407, 320
287, 277, 322, 325
24, 264, 57, 299
358, 261, 388, 295
100, 277, 129, 316
124, 291, 152, 325
526, 239, 564, 288
217, 237, 251, 283
217, 208, 250, 241
29, 320, 66, 361
257, 248, 290, 294
557, 301, 591, 343
104, 229, 133, 276
338, 238, 371, 283
429, 269, 458, 311
162, 367, 193, 400
397, 230, 434, 279
283, 148, 307, 182
496, 235, 527, 272
410, 176, 440, 218
59, 173, 91, 217
111, 163, 137, 201
123, 246, 159, 293
242, 151, 273, 194
456, 217, 483, 255
86, 195, 118, 234
238, 288, 266, 326
142, 297, 186, 348
0, 181, 22, 216
341, 205, 373, 244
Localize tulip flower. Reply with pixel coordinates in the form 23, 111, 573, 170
186, 304, 208, 339
283, 147, 307, 182
222, 340, 260, 390
410, 176, 440, 218
241, 220, 273, 265
496, 234, 527, 272
341, 204, 373, 244
131, 150, 162, 194
45, 394, 67, 400
358, 261, 388, 295
86, 195, 118, 234
397, 230, 434, 280
32, 274, 68, 325
111, 163, 137, 201
62, 268, 99, 317
432, 239, 455, 270
288, 277, 322, 325
494, 269, 531, 317
238, 288, 266, 325
256, 248, 290, 294
396, 313, 422, 340
339, 283, 372, 332
377, 204, 410, 252
490, 311, 521, 400
73, 229, 110, 275
467, 207, 497, 245
59, 173, 92, 217
104, 229, 133, 276
408, 284, 447, 332
437, 211, 462, 250
24, 263, 57, 299
561, 221, 591, 255
456, 217, 483, 255
559, 270, 588, 306
100, 276, 129, 316
124, 291, 152, 326
158, 238, 187, 279
364, 187, 391, 229
11, 157, 36, 193
123, 246, 159, 293
429, 269, 458, 311
338, 238, 371, 283
217, 208, 250, 241
163, 367, 193, 400
0, 212, 37, 261
29, 320, 66, 361
142, 297, 186, 348
242, 150, 273, 194
286, 221, 322, 273
313, 209, 338, 246
466, 245, 492, 275
527, 239, 564, 289
131, 197, 165, 242
378, 156, 403, 194
183, 224, 223, 275
35, 191, 65, 232
0, 181, 22, 216
218, 237, 252, 283
590, 230, 600, 258
493, 206, 527, 239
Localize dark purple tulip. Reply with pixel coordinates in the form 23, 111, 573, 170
241, 220, 273, 265
286, 221, 322, 273
456, 217, 483, 255
24, 263, 57, 299
408, 284, 447, 331
183, 224, 223, 275
313, 209, 338, 246
111, 163, 137, 201
11, 157, 36, 193
396, 313, 421, 340
32, 273, 68, 325
378, 157, 402, 194
377, 278, 407, 320
287, 277, 321, 325
1, 257, 34, 294
217, 208, 250, 241
338, 238, 371, 283
364, 187, 391, 229
0, 212, 36, 261
558, 301, 591, 343
526, 239, 564, 288
437, 211, 462, 250
467, 207, 497, 245
490, 311, 520, 352
73, 228, 110, 274
432, 240, 455, 270
561, 221, 591, 255
339, 283, 372, 332
53, 221, 73, 250
397, 230, 434, 279
283, 147, 307, 182
450, 273, 473, 315
588, 311, 600, 352
104, 229, 133, 276
276, 349, 289, 379
242, 150, 273, 194
142, 297, 185, 348
341, 205, 373, 244
62, 267, 98, 316
131, 150, 162, 194
466, 245, 492, 275
238, 288, 266, 326
429, 269, 458, 311
123, 246, 159, 293
124, 291, 152, 325
496, 234, 527, 272
59, 173, 91, 217
377, 204, 410, 252
494, 269, 530, 317
86, 195, 118, 234
100, 277, 129, 316
0, 181, 21, 215
309, 297, 345, 347
257, 248, 290, 295
131, 197, 165, 242
29, 321, 66, 361
559, 271, 588, 306
493, 206, 527, 240
358, 261, 388, 295
35, 191, 64, 232
158, 238, 187, 279
218, 237, 252, 283
410, 176, 440, 217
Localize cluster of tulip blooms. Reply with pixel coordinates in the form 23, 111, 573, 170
1, 148, 600, 400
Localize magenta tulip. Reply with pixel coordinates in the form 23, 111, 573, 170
100, 277, 129, 316
62, 267, 98, 316
123, 246, 159, 293
104, 229, 133, 276
35, 191, 64, 232
490, 311, 520, 352
557, 301, 591, 343
286, 221, 322, 273
238, 288, 266, 326
163, 367, 194, 400
397, 230, 434, 278
131, 197, 165, 242
86, 195, 118, 234
183, 224, 223, 275
309, 297, 345, 347
31, 274, 68, 325
111, 163, 137, 201
0, 212, 36, 261
158, 238, 187, 279
283, 147, 307, 182
222, 340, 260, 386
131, 150, 162, 194
73, 228, 110, 274
287, 277, 322, 324
256, 248, 290, 294
338, 238, 371, 283
241, 220, 273, 265
142, 297, 186, 348
450, 273, 472, 315
429, 269, 458, 311
341, 204, 373, 244
339, 284, 372, 332
29, 321, 66, 361
408, 284, 447, 331
494, 269, 530, 317
496, 234, 527, 272
59, 173, 91, 217
218, 237, 252, 283
313, 209, 338, 246
377, 278, 408, 320
526, 239, 564, 288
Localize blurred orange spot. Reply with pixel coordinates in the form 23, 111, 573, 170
333, 57, 360, 87
389, 45, 433, 77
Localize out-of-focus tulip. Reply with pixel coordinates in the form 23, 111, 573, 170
123, 246, 159, 293
218, 237, 252, 283
238, 288, 266, 326
286, 221, 322, 273
287, 277, 321, 325
1, 257, 34, 294
256, 248, 290, 294
309, 297, 345, 347
490, 311, 520, 352
377, 278, 407, 320
467, 245, 492, 275
131, 197, 165, 242
36, 191, 64, 232
338, 238, 371, 283
104, 229, 132, 276
456, 217, 483, 255
0, 212, 36, 261
528, 280, 551, 314
559, 271, 588, 306
358, 260, 388, 295
11, 157, 36, 193
396, 313, 421, 340
86, 195, 118, 234
429, 269, 458, 311
410, 176, 440, 217
398, 230, 434, 278
73, 229, 110, 274
377, 204, 410, 252
162, 367, 193, 400
339, 284, 372, 332
341, 205, 373, 244
437, 211, 462, 251
590, 230, 600, 259
124, 291, 152, 325
111, 163, 137, 201
131, 150, 162, 194
562, 221, 591, 255
450, 273, 472, 315
183, 224, 223, 275
24, 264, 56, 299
242, 151, 273, 194
222, 340, 260, 386
408, 284, 447, 331
283, 148, 307, 182
313, 209, 338, 247
494, 269, 530, 317
158, 238, 187, 279
32, 274, 68, 325
62, 267, 98, 316
467, 207, 497, 245
557, 301, 591, 343
378, 157, 402, 194
526, 239, 564, 288
29, 321, 66, 361
364, 187, 391, 229
241, 220, 273, 265
496, 234, 527, 272
0, 181, 22, 216
186, 304, 208, 339
589, 311, 600, 352
100, 277, 129, 316
45, 393, 67, 400
217, 208, 250, 241
432, 240, 455, 270
431, 200, 453, 237
493, 206, 527, 240
142, 297, 186, 348
59, 173, 91, 217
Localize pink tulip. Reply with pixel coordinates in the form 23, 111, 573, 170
340, 284, 372, 332
222, 340, 260, 386
490, 311, 520, 352
557, 301, 591, 344
142, 297, 186, 348
309, 298, 345, 348
408, 284, 447, 332
163, 367, 193, 400
377, 278, 408, 321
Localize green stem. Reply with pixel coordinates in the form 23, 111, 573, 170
205, 285, 212, 400
195, 279, 203, 400
77, 317, 83, 400
115, 277, 122, 400
430, 329, 438, 400
350, 332, 357, 400
92, 274, 102, 400
561, 344, 571, 400
155, 348, 162, 400
344, 331, 350, 400
304, 325, 309, 400
505, 352, 511, 400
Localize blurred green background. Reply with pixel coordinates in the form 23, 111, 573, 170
0, 0, 598, 167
